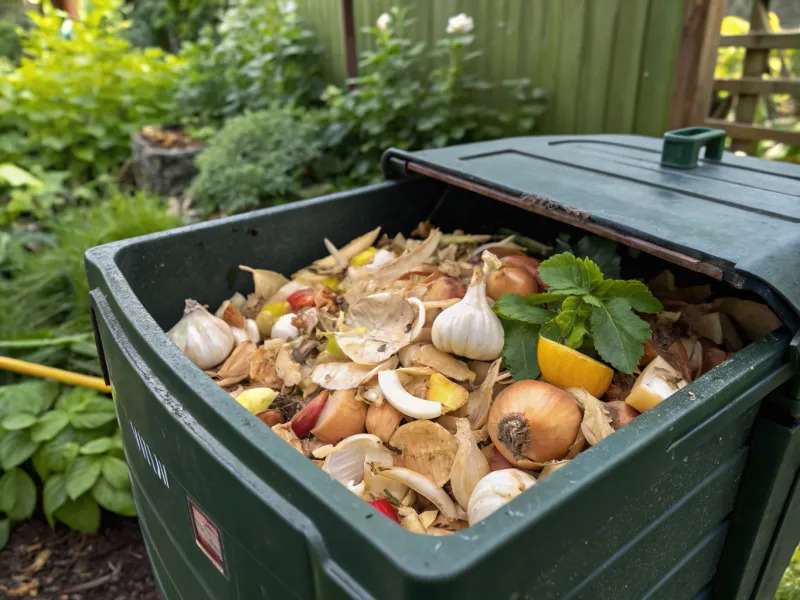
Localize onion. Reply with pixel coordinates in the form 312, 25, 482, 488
486, 266, 539, 301
605, 401, 639, 430
311, 389, 368, 444
487, 380, 582, 467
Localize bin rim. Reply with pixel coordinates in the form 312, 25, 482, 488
84, 167, 796, 587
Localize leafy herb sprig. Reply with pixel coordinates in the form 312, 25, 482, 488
494, 253, 662, 380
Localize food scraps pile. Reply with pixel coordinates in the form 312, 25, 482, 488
165, 225, 782, 534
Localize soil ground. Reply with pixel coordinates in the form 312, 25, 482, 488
0, 517, 157, 600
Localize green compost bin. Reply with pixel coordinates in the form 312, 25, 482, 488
85, 131, 800, 600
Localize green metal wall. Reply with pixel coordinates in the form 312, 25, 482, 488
297, 0, 686, 137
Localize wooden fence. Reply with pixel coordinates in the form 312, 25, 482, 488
670, 0, 799, 153
296, 0, 687, 137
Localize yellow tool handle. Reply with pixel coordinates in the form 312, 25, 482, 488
0, 356, 111, 393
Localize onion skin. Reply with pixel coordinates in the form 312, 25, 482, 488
486, 445, 515, 471
486, 266, 539, 301
311, 389, 368, 444
605, 401, 639, 430
488, 380, 582, 465
256, 410, 284, 427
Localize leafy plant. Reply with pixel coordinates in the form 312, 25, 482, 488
176, 0, 322, 126
0, 0, 185, 181
0, 382, 133, 547
494, 253, 662, 380
0, 20, 21, 64
0, 163, 71, 226
0, 187, 183, 376
189, 106, 323, 216
322, 7, 547, 183
126, 0, 229, 51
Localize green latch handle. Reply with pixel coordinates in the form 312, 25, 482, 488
661, 127, 727, 169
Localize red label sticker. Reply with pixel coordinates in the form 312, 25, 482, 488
187, 498, 227, 576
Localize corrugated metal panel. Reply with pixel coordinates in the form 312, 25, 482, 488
296, 0, 685, 136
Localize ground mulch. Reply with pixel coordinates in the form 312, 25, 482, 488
0, 517, 157, 600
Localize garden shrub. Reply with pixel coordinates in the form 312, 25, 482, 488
176, 0, 322, 126
322, 7, 547, 184
0, 20, 21, 64
0, 381, 133, 547
0, 188, 183, 375
0, 163, 71, 226
189, 107, 323, 216
126, 0, 229, 51
0, 0, 184, 181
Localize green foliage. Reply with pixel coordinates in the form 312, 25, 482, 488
322, 7, 547, 184
776, 545, 800, 600
0, 20, 21, 64
126, 0, 229, 51
494, 253, 662, 377
0, 384, 133, 545
0, 188, 182, 374
0, 0, 185, 181
0, 163, 71, 226
189, 107, 323, 215
176, 0, 322, 125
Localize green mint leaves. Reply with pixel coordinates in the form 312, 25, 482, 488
495, 252, 662, 376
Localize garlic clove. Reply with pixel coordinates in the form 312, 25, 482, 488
271, 313, 300, 341
450, 419, 491, 510
467, 469, 536, 526
373, 465, 466, 521
322, 434, 393, 486
168, 299, 236, 370
389, 420, 457, 487
431, 252, 504, 361
378, 371, 444, 420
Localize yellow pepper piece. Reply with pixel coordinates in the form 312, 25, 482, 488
537, 336, 613, 398
426, 373, 468, 411
351, 246, 377, 267
325, 335, 346, 358
236, 388, 278, 415
262, 302, 289, 319
255, 302, 289, 337
322, 276, 339, 289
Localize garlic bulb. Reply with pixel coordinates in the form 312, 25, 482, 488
432, 252, 504, 360
271, 313, 300, 340
467, 469, 536, 526
168, 299, 235, 369
233, 318, 261, 344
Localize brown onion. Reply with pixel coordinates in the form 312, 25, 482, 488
488, 380, 582, 466
502, 255, 545, 290
604, 401, 639, 430
486, 266, 539, 301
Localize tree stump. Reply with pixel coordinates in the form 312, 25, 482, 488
130, 127, 205, 198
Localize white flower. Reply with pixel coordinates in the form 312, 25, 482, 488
376, 12, 392, 32
446, 13, 474, 34
280, 0, 297, 14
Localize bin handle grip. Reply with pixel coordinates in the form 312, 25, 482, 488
661, 127, 727, 169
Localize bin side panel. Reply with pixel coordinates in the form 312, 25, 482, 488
713, 416, 800, 600
534, 405, 757, 597
97, 311, 319, 600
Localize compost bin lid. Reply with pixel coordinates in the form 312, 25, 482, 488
382, 129, 800, 327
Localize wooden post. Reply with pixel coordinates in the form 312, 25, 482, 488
730, 0, 771, 154
669, 0, 728, 130
341, 0, 358, 86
